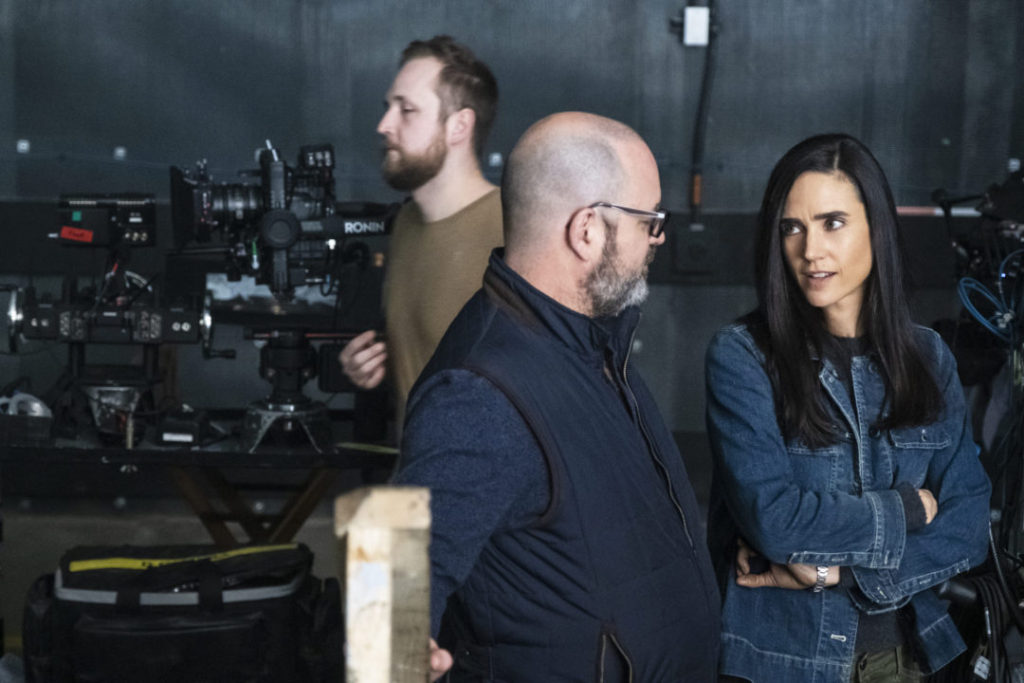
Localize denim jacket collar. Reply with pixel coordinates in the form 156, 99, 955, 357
820, 353, 893, 436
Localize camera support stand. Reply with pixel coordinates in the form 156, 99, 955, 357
240, 399, 332, 453
239, 329, 332, 452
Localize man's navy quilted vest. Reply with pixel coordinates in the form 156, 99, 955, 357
412, 251, 720, 681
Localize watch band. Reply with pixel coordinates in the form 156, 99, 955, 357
812, 565, 829, 592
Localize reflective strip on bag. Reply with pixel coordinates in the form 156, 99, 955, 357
54, 568, 305, 605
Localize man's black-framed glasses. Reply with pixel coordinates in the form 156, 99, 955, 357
588, 202, 670, 238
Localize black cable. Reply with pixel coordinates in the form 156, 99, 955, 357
997, 409, 1024, 555
973, 574, 1003, 681
988, 577, 1004, 682
978, 351, 1024, 555
687, 0, 718, 227
320, 238, 342, 297
991, 525, 1024, 635
988, 412, 1023, 549
997, 544, 1024, 571
994, 579, 1006, 682
90, 262, 119, 313
124, 271, 160, 307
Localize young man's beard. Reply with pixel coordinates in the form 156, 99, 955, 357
381, 130, 448, 192
585, 226, 655, 318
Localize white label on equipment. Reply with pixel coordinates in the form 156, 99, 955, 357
161, 432, 195, 443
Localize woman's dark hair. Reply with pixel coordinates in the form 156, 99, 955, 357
752, 133, 942, 445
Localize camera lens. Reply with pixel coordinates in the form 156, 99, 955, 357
210, 184, 261, 225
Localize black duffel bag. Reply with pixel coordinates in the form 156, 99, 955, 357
22, 542, 341, 683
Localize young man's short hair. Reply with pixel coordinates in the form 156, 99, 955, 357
401, 35, 498, 156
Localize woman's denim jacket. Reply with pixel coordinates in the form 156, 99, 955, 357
706, 323, 991, 682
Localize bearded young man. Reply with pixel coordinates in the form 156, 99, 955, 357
339, 36, 502, 426
397, 112, 721, 682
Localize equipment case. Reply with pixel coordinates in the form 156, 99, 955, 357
23, 543, 341, 683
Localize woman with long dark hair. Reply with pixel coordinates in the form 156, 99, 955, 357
705, 133, 991, 681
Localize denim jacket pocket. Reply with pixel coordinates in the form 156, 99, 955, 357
888, 425, 950, 487
889, 425, 950, 450
786, 431, 852, 492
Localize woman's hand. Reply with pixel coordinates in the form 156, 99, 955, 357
735, 538, 839, 590
918, 488, 938, 524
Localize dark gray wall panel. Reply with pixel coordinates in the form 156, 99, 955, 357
1014, 8, 1024, 161
13, 1, 313, 198
7, 0, 1022, 207
960, 1, 1020, 188
1, 0, 1021, 433
0, 2, 14, 199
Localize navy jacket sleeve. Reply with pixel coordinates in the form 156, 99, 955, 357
393, 368, 549, 637
848, 335, 991, 607
705, 326, 907, 568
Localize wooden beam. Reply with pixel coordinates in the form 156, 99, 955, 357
335, 486, 431, 683
167, 466, 238, 548
270, 468, 337, 543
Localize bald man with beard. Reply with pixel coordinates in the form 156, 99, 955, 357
394, 112, 721, 681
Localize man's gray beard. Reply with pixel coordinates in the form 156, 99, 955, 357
585, 239, 652, 318
381, 130, 447, 192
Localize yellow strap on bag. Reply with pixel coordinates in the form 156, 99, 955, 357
68, 543, 298, 573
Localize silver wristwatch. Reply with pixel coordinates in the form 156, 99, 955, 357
811, 565, 829, 592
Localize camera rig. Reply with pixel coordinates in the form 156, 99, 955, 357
166, 141, 395, 451
10, 194, 203, 349
7, 141, 394, 451
6, 194, 204, 444
171, 141, 392, 299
